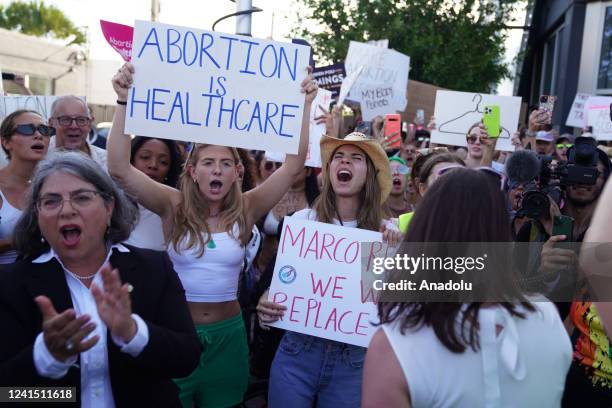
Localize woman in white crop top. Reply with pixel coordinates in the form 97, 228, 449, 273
256, 133, 402, 408
0, 110, 51, 265
362, 169, 572, 408
107, 62, 318, 407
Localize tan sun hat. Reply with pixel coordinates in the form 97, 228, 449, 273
320, 132, 392, 202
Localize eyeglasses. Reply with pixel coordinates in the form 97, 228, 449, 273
466, 134, 489, 144
12, 124, 56, 137
36, 189, 105, 214
556, 143, 573, 149
53, 116, 92, 127
264, 161, 282, 171
391, 164, 410, 175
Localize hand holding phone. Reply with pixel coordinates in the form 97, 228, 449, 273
539, 95, 556, 124
552, 215, 574, 242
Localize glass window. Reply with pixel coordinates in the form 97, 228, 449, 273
597, 6, 612, 89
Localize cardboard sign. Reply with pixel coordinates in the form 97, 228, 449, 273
566, 93, 592, 128
269, 217, 382, 347
588, 108, 612, 140
0, 95, 60, 119
344, 41, 410, 121
313, 63, 345, 99
125, 20, 311, 154
265, 88, 332, 168
100, 20, 134, 62
431, 90, 521, 152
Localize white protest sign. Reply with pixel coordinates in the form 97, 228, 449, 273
344, 41, 410, 121
366, 39, 389, 48
0, 96, 60, 120
269, 217, 385, 347
265, 88, 332, 168
337, 65, 363, 107
431, 90, 521, 152
126, 20, 311, 154
588, 108, 612, 140
566, 93, 592, 128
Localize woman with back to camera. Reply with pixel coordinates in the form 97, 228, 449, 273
107, 62, 318, 407
0, 109, 52, 264
125, 136, 182, 251
0, 151, 200, 406
256, 132, 402, 407
362, 168, 572, 408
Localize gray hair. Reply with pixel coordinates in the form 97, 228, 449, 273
50, 95, 89, 119
14, 151, 138, 259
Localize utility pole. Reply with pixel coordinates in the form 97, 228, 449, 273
151, 0, 160, 22
235, 0, 253, 36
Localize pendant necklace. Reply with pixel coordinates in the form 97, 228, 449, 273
207, 212, 220, 249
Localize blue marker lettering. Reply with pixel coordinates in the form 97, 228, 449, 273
259, 44, 278, 78
220, 35, 238, 70
216, 76, 227, 97
247, 101, 263, 132
185, 92, 202, 126
129, 88, 151, 119
151, 88, 171, 122
199, 33, 220, 69
201, 93, 221, 126
279, 104, 299, 137
234, 99, 250, 131
264, 102, 279, 135
218, 97, 236, 128
183, 30, 199, 66
168, 91, 185, 124
166, 29, 182, 64
137, 27, 163, 61
279, 47, 298, 80
239, 39, 259, 75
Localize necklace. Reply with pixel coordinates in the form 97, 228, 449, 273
66, 269, 97, 280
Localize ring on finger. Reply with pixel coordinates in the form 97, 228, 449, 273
65, 340, 74, 351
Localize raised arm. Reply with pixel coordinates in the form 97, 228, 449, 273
107, 63, 180, 224
244, 70, 318, 226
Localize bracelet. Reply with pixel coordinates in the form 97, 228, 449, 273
116, 100, 127, 106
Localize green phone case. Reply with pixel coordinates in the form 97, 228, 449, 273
483, 105, 501, 138
552, 215, 574, 241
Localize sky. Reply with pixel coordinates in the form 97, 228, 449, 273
1, 0, 524, 95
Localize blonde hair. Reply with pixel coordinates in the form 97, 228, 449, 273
171, 144, 248, 257
313, 147, 384, 231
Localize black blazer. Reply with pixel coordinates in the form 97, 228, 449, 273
0, 245, 201, 407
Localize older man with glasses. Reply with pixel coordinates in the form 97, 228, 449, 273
49, 95, 108, 169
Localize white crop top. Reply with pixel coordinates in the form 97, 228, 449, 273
167, 224, 245, 302
263, 211, 280, 236
0, 189, 23, 264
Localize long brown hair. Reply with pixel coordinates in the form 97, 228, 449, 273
313, 147, 384, 231
0, 109, 43, 159
171, 144, 248, 257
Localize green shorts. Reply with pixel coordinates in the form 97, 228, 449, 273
174, 313, 249, 408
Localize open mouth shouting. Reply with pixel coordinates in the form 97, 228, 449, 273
337, 169, 353, 184
31, 142, 46, 153
392, 177, 402, 190
209, 179, 224, 195
60, 224, 82, 248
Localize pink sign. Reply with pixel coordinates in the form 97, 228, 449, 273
100, 20, 133, 61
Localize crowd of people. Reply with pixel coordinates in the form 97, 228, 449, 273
0, 53, 611, 408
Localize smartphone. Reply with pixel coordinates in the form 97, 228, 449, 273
483, 105, 501, 138
539, 95, 556, 124
384, 114, 402, 149
552, 215, 574, 242
415, 109, 425, 125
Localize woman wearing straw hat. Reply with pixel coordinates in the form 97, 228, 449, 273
256, 132, 401, 407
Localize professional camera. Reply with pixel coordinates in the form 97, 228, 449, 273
516, 137, 601, 219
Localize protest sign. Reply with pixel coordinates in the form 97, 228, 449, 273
0, 95, 62, 119
566, 93, 591, 128
366, 39, 389, 48
313, 63, 345, 99
125, 20, 311, 154
431, 90, 521, 152
588, 108, 612, 140
100, 20, 134, 62
265, 88, 332, 168
268, 217, 387, 347
344, 41, 410, 121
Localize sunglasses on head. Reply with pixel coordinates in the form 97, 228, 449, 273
556, 143, 573, 149
12, 124, 56, 137
264, 161, 282, 171
391, 164, 410, 175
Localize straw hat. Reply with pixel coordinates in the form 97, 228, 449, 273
320, 132, 392, 202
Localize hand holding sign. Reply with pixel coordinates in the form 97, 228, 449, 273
256, 288, 287, 330
113, 63, 135, 101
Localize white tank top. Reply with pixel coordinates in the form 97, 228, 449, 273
0, 189, 22, 264
167, 223, 245, 302
382, 302, 572, 408
125, 204, 166, 251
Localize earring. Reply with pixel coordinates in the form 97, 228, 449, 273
193, 178, 198, 184
40, 236, 45, 244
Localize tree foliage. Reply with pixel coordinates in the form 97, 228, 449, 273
292, 0, 525, 92
0, 1, 85, 44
